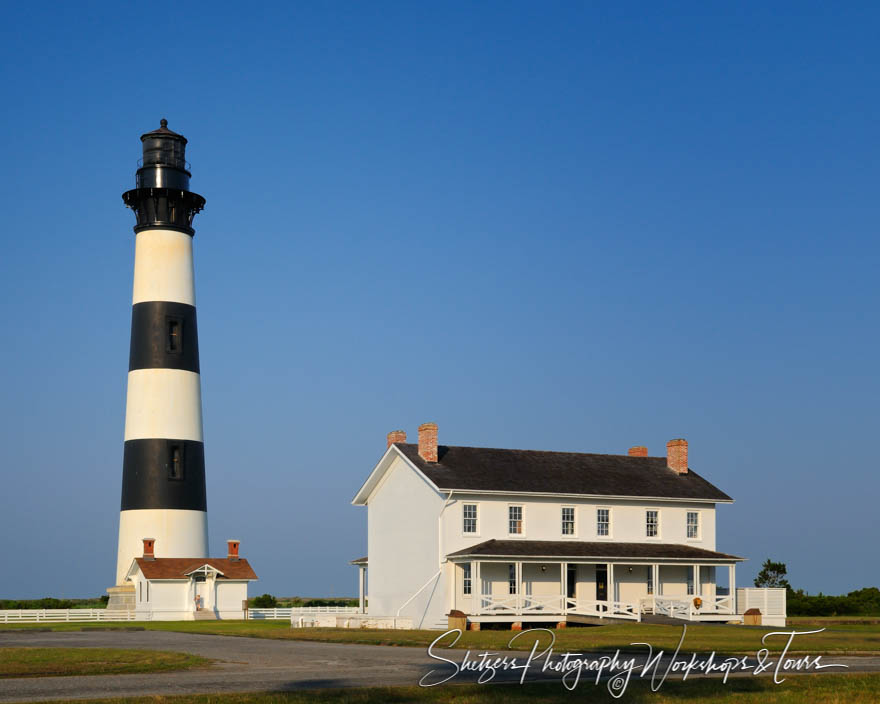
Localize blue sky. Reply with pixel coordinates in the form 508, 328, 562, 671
1, 1, 877, 598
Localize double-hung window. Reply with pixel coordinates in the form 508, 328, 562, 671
646, 510, 659, 538
508, 564, 517, 594
462, 563, 472, 595
647, 567, 654, 595
597, 508, 610, 537
687, 511, 699, 539
561, 507, 575, 535
462, 504, 478, 534
508, 505, 523, 535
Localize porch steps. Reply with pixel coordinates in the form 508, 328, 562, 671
193, 610, 218, 620
423, 618, 450, 631
640, 614, 684, 625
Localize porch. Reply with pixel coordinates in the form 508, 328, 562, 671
447, 540, 745, 624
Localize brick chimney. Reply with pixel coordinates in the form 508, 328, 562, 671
387, 430, 407, 449
667, 439, 688, 474
418, 422, 438, 463
142, 538, 156, 560
227, 540, 240, 561
628, 446, 648, 457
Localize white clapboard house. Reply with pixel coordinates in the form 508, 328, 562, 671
125, 538, 258, 620
352, 423, 783, 629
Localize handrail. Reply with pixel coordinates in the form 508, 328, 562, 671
396, 570, 441, 618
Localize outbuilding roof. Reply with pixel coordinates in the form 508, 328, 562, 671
447, 539, 744, 562
393, 444, 732, 502
133, 558, 258, 580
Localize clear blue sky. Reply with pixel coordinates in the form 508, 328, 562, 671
1, 2, 877, 599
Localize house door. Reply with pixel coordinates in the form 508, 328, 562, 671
596, 565, 608, 601
566, 564, 577, 599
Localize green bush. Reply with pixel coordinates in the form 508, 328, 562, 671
788, 587, 880, 616
251, 593, 278, 608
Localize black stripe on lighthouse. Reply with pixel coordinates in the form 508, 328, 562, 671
121, 439, 207, 511
129, 301, 200, 373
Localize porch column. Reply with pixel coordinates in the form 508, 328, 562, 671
358, 566, 366, 613
475, 561, 482, 614
729, 563, 736, 614
652, 564, 660, 598
560, 562, 566, 613
608, 563, 615, 604
516, 561, 522, 614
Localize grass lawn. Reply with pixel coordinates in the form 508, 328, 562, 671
26, 674, 880, 703
3, 620, 880, 654
0, 647, 210, 678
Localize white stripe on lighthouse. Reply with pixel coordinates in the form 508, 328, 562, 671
132, 228, 196, 306
123, 368, 204, 442
116, 510, 209, 585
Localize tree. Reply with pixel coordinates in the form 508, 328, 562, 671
754, 559, 790, 589
251, 593, 277, 608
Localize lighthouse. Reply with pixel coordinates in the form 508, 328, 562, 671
108, 120, 208, 607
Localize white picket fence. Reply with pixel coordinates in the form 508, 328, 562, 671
0, 609, 141, 623
248, 606, 359, 620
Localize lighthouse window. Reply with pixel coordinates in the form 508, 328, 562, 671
166, 318, 182, 354
169, 444, 184, 480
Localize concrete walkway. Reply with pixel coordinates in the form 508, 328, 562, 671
1, 629, 878, 702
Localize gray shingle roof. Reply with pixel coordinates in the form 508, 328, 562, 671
447, 539, 744, 561
394, 444, 732, 502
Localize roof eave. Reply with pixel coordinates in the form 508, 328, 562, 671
447, 553, 746, 562
433, 488, 733, 503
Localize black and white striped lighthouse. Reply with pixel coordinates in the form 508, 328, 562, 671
110, 120, 209, 598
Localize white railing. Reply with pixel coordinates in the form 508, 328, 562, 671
522, 594, 564, 613
249, 606, 359, 619
478, 595, 520, 613
653, 596, 692, 620
703, 595, 734, 614
474, 595, 639, 621
0, 609, 141, 623
566, 598, 641, 621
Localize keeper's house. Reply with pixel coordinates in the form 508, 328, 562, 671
125, 538, 257, 620
352, 424, 784, 629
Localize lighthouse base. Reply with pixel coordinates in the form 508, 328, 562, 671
106, 584, 136, 611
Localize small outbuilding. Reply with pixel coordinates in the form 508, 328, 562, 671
125, 538, 258, 620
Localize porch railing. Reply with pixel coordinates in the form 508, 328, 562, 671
651, 595, 735, 621
475, 595, 640, 621
565, 598, 641, 621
